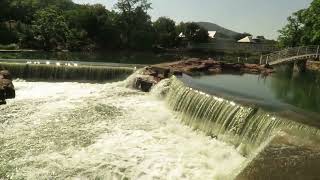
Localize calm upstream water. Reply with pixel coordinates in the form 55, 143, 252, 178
0, 79, 245, 179
187, 70, 320, 116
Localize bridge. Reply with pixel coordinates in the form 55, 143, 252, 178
260, 45, 320, 72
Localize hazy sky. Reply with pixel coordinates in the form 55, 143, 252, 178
73, 0, 312, 39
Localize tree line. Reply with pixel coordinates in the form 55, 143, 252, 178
278, 0, 320, 47
0, 0, 209, 51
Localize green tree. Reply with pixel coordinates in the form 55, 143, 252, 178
0, 0, 10, 22
65, 4, 120, 50
153, 17, 178, 47
278, 0, 320, 47
115, 0, 154, 49
32, 8, 70, 50
180, 22, 209, 43
278, 10, 304, 47
300, 0, 320, 45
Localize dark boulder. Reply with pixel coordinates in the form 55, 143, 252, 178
0, 70, 12, 80
0, 70, 15, 104
134, 77, 156, 92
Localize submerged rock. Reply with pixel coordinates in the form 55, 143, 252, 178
0, 70, 15, 104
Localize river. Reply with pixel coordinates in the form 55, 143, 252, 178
0, 78, 245, 179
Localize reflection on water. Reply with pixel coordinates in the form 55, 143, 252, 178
188, 70, 320, 115
271, 70, 320, 114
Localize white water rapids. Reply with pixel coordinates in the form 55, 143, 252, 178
0, 79, 245, 180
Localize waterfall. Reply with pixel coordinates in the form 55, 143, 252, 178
0, 62, 134, 82
165, 77, 320, 154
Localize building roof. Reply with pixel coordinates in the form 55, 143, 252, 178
208, 31, 217, 39
179, 32, 186, 38
237, 36, 255, 43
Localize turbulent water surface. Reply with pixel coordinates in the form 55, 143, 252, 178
0, 79, 245, 180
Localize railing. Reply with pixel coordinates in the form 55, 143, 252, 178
260, 45, 320, 65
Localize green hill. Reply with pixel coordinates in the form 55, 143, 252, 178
196, 22, 241, 39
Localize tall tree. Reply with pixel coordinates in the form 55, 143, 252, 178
32, 8, 70, 50
180, 22, 209, 43
278, 10, 304, 47
153, 17, 177, 47
278, 0, 320, 47
115, 0, 154, 49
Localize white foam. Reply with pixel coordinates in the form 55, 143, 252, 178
1, 80, 245, 179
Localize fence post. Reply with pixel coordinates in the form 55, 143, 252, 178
266, 56, 269, 64
260, 55, 262, 65
297, 47, 300, 56
316, 45, 319, 59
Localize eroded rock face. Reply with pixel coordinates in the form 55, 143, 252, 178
0, 70, 15, 104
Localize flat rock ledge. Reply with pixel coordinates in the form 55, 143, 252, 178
0, 70, 15, 105
152, 58, 274, 76
134, 58, 274, 92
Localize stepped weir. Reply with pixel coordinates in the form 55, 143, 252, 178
0, 62, 134, 82
1, 62, 319, 179
161, 76, 320, 179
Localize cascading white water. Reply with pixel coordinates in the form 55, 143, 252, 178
165, 77, 320, 155
0, 63, 134, 81
0, 78, 245, 179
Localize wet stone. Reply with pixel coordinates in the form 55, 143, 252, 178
0, 70, 15, 103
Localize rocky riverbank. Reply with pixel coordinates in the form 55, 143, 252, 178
307, 61, 320, 71
0, 70, 15, 105
133, 58, 274, 92
152, 58, 274, 75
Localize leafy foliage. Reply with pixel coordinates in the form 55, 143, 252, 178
32, 8, 70, 50
153, 17, 178, 47
0, 0, 209, 51
179, 22, 209, 43
278, 0, 320, 47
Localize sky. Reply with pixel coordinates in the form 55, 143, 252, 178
72, 0, 312, 40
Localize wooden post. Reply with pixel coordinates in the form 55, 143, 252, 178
259, 55, 263, 65
266, 56, 269, 64
316, 45, 319, 60
297, 47, 300, 56
306, 47, 308, 54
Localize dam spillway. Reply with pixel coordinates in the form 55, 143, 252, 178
165, 77, 320, 153
0, 67, 319, 179
0, 62, 134, 82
